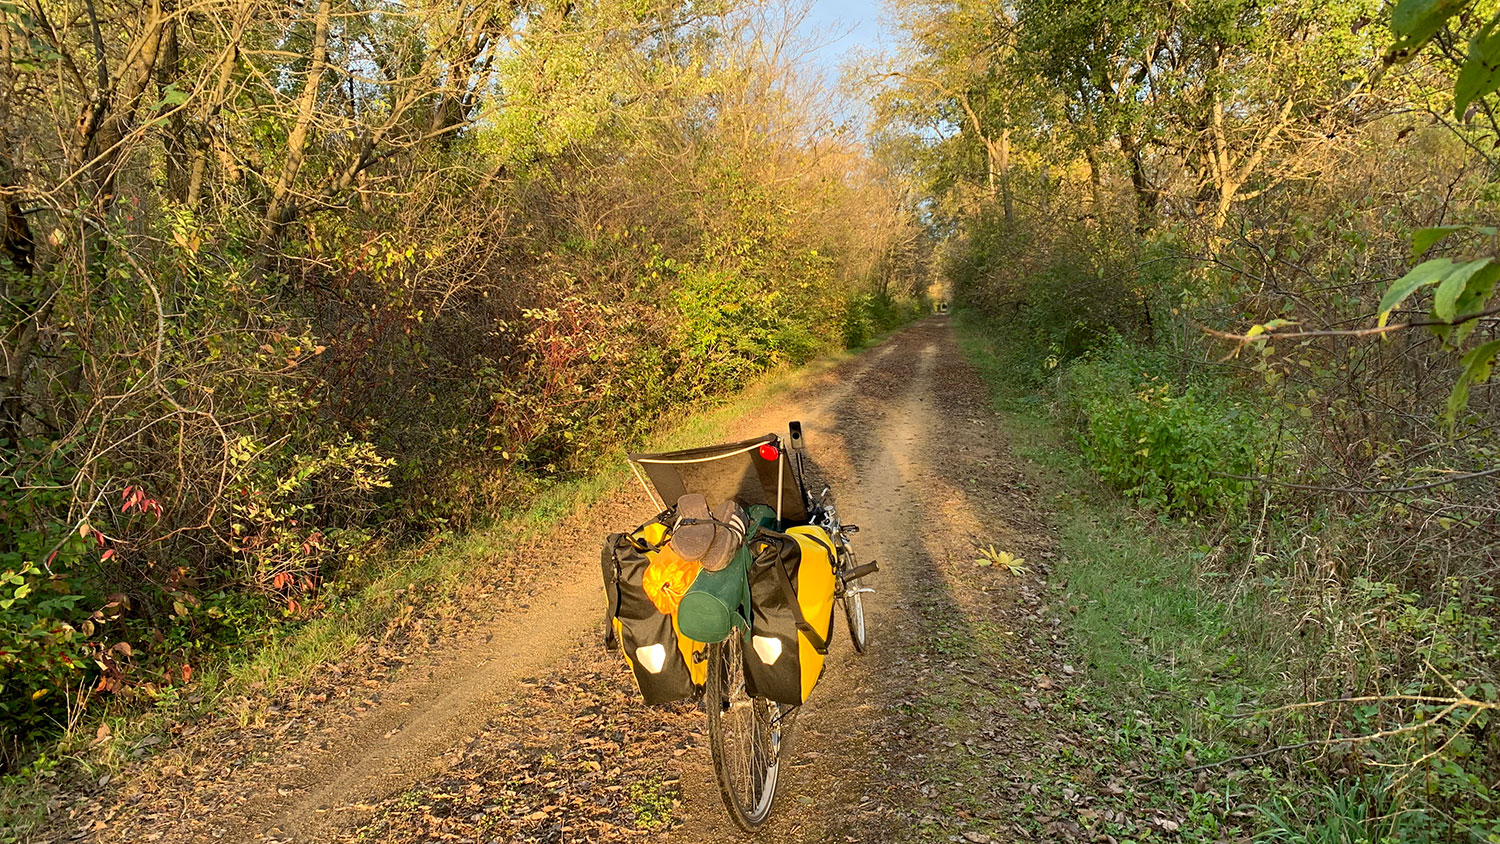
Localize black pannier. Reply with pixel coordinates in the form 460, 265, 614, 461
601, 526, 705, 704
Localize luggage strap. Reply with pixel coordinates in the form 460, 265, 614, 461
601, 533, 624, 648
626, 518, 672, 553
753, 531, 830, 656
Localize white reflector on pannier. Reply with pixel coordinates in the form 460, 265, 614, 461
636, 644, 667, 674
752, 635, 783, 665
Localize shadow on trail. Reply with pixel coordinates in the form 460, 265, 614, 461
796, 317, 1059, 844
742, 317, 1039, 843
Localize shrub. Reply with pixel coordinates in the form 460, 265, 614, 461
1061, 342, 1263, 517
842, 290, 925, 348
0, 452, 103, 745
0, 563, 92, 744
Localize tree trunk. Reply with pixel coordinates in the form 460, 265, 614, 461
189, 16, 250, 209
1084, 145, 1104, 224
1119, 130, 1155, 233
999, 127, 1014, 224
257, 0, 332, 269
0, 153, 32, 278
0, 151, 48, 442
158, 17, 190, 203
1210, 98, 1294, 232
86, 0, 170, 212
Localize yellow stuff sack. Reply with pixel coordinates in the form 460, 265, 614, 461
642, 542, 702, 616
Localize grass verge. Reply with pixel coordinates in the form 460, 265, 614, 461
954, 310, 1286, 842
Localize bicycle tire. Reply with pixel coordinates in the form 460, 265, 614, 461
803, 454, 870, 655
705, 635, 782, 830
838, 541, 869, 653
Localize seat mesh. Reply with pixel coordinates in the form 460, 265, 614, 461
629, 434, 809, 523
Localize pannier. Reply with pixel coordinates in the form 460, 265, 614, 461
742, 525, 838, 705
601, 521, 707, 704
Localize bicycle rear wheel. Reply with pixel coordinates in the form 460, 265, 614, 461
705, 635, 782, 830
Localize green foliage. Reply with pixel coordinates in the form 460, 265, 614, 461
0, 562, 91, 741
1454, 13, 1500, 115
1344, 577, 1499, 699
1255, 780, 1409, 844
841, 290, 923, 348
957, 319, 1279, 840
959, 315, 1500, 844
1450, 340, 1500, 426
0, 449, 101, 744
1412, 224, 1497, 259
1060, 342, 1263, 516
1390, 0, 1472, 56
1375, 226, 1500, 423
225, 435, 394, 611
946, 211, 1143, 380
910, 0, 1500, 831
626, 776, 676, 830
669, 262, 815, 386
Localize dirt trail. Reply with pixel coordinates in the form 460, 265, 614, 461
68, 317, 1080, 844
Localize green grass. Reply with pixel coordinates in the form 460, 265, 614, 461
954, 310, 1281, 841
627, 775, 677, 830
956, 311, 1263, 701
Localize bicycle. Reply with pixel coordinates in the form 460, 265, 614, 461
612, 422, 876, 830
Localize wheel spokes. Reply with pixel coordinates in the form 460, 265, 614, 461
716, 637, 777, 818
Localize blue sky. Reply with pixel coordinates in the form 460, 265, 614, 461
799, 0, 891, 74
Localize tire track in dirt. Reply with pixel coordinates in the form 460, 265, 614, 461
326, 324, 952, 844
68, 317, 1082, 844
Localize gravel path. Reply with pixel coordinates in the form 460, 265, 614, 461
63, 316, 1087, 844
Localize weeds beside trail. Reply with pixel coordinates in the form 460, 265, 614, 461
957, 311, 1500, 843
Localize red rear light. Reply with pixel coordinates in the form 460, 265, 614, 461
758, 443, 780, 461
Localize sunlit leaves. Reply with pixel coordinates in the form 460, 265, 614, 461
1377, 258, 1456, 326
1244, 318, 1297, 339
1388, 0, 1472, 58
1390, 0, 1500, 117
1378, 228, 1500, 426
1447, 339, 1500, 424
1412, 224, 1497, 258
975, 545, 1028, 575
1433, 258, 1497, 321
1455, 15, 1500, 115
